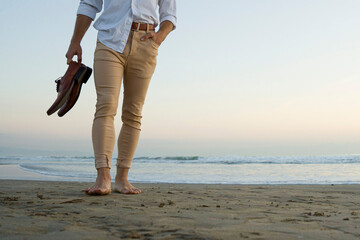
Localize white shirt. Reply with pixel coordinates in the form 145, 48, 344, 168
77, 0, 177, 53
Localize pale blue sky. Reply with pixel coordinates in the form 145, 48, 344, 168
1, 0, 360, 157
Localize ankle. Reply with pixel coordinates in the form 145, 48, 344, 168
115, 167, 130, 182
97, 167, 111, 179
116, 177, 129, 182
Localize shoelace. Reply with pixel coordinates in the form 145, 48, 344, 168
54, 77, 62, 93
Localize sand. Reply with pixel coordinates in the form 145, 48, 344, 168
0, 180, 359, 239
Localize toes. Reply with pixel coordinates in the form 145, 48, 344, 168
86, 187, 110, 196
86, 188, 95, 195
133, 187, 141, 194
85, 182, 112, 196
95, 188, 110, 194
123, 189, 132, 194
114, 184, 141, 194
133, 188, 141, 194
119, 188, 135, 194
85, 187, 101, 195
130, 188, 141, 194
86, 187, 94, 193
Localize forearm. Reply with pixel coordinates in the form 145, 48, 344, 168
157, 20, 174, 42
66, 14, 93, 64
70, 14, 93, 44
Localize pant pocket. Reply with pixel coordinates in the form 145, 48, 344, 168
149, 38, 160, 49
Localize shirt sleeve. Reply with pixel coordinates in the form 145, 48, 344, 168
77, 0, 103, 20
158, 0, 177, 30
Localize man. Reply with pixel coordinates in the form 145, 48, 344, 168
66, 0, 177, 195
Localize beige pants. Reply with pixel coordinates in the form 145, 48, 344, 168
92, 29, 158, 169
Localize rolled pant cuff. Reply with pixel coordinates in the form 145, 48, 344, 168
95, 156, 111, 169
116, 159, 131, 169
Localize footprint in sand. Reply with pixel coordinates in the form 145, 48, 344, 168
60, 199, 85, 204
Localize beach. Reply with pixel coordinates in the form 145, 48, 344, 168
1, 178, 359, 239
2, 0, 360, 239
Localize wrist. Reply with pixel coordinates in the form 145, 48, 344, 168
70, 39, 81, 45
156, 30, 167, 42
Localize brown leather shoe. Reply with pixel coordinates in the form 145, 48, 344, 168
46, 61, 82, 116
57, 65, 92, 117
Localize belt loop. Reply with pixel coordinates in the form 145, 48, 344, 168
136, 22, 140, 31
146, 23, 149, 32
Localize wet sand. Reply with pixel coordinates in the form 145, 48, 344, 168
0, 180, 359, 239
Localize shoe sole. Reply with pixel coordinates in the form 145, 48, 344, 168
74, 65, 92, 85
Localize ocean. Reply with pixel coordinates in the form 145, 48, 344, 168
1, 154, 360, 184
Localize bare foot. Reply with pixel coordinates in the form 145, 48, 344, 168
114, 180, 142, 194
114, 167, 142, 194
85, 167, 111, 196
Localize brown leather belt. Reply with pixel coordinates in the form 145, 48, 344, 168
131, 22, 155, 31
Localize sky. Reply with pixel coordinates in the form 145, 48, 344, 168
1, 0, 360, 157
